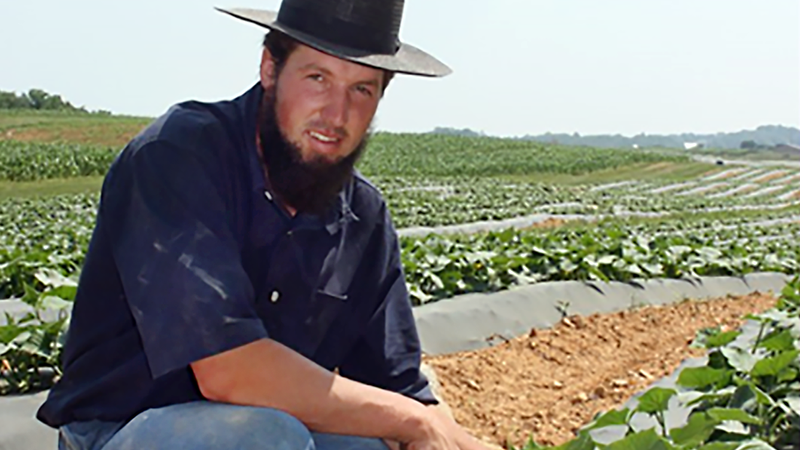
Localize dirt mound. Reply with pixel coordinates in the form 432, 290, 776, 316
424, 293, 777, 447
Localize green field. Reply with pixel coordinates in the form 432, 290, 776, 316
2, 108, 800, 399
0, 108, 151, 148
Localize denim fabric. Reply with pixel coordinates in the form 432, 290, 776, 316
59, 401, 390, 450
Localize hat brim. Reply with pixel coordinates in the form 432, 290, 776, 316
216, 7, 452, 77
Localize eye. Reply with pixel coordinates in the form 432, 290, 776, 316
355, 85, 375, 97
307, 73, 324, 82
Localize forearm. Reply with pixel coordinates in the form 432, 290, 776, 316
191, 338, 432, 443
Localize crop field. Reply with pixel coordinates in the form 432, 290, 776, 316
378, 171, 800, 227
0, 134, 690, 182
2, 193, 798, 304
1, 110, 798, 448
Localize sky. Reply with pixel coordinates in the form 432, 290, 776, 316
1, 0, 798, 137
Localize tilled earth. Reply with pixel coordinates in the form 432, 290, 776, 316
424, 292, 777, 448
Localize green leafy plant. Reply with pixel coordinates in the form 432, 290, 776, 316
556, 301, 572, 319
402, 222, 800, 305
0, 268, 75, 394
516, 275, 800, 450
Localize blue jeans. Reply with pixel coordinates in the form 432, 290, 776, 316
58, 401, 391, 450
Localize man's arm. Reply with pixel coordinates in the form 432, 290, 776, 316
191, 338, 457, 449
103, 138, 457, 447
383, 406, 498, 450
427, 406, 500, 450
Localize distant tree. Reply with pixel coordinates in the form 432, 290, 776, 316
0, 91, 31, 109
430, 127, 485, 138
740, 140, 757, 149
0, 88, 87, 112
27, 89, 81, 110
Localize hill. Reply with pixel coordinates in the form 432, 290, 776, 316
432, 125, 800, 150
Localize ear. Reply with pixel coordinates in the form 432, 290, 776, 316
260, 47, 277, 90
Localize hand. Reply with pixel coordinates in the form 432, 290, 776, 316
383, 439, 401, 450
405, 410, 461, 450
424, 405, 500, 450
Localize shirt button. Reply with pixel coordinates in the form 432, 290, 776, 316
270, 290, 280, 303
264, 190, 273, 201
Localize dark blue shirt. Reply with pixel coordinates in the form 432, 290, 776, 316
37, 83, 436, 428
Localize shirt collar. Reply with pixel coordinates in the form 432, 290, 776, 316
236, 82, 359, 235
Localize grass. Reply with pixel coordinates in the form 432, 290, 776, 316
0, 176, 104, 200
0, 109, 151, 148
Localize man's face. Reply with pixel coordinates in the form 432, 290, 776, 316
260, 43, 384, 165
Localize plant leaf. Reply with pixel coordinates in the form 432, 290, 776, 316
777, 367, 798, 383
722, 347, 757, 373
705, 407, 761, 425
636, 387, 677, 415
677, 367, 733, 390
695, 443, 740, 450
751, 350, 799, 377
583, 408, 631, 431
670, 412, 719, 447
758, 329, 795, 352
607, 428, 674, 450
707, 330, 742, 349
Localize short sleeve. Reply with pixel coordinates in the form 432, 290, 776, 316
338, 206, 438, 405
100, 139, 268, 379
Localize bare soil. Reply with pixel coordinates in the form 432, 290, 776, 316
752, 171, 787, 183
701, 168, 745, 180
523, 218, 571, 230
424, 293, 777, 448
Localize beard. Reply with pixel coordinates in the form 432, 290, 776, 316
257, 85, 370, 217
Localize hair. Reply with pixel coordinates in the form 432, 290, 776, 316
262, 31, 394, 94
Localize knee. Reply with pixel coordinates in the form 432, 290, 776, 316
224, 406, 312, 450
108, 402, 314, 450
312, 432, 390, 450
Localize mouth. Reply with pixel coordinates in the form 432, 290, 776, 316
305, 129, 345, 159
308, 130, 341, 144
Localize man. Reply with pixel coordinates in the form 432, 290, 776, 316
36, 1, 493, 450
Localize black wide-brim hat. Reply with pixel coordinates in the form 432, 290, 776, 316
216, 0, 451, 77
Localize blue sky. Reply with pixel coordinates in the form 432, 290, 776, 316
1, 0, 798, 137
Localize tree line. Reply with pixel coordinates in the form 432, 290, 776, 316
0, 89, 109, 115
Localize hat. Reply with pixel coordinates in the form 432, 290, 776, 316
215, 0, 451, 77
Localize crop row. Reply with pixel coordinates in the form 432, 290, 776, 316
375, 177, 800, 228
1, 194, 798, 304
0, 133, 688, 182
400, 221, 800, 304
0, 140, 119, 181
357, 133, 688, 177
521, 277, 800, 450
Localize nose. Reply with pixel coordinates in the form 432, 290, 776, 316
320, 86, 349, 129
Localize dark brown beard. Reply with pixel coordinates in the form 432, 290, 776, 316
257, 86, 369, 217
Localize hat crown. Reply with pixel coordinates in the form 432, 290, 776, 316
277, 0, 405, 55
